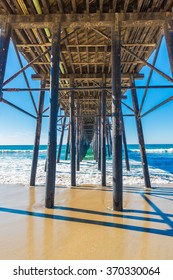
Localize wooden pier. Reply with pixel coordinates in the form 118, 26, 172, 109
0, 1, 173, 212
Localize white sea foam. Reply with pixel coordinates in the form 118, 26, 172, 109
0, 158, 172, 186
129, 148, 173, 154
0, 149, 47, 154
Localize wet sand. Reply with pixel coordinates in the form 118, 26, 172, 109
0, 183, 173, 260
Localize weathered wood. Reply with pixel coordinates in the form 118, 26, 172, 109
12, 36, 37, 114
17, 43, 156, 48
0, 22, 11, 92
1, 97, 37, 119
5, 84, 173, 93
122, 44, 173, 83
140, 35, 163, 112
101, 80, 106, 186
164, 22, 173, 77
98, 115, 101, 171
111, 21, 123, 211
106, 128, 111, 158
130, 76, 151, 189
2, 12, 172, 29
45, 24, 61, 208
76, 99, 80, 171
107, 118, 112, 155
30, 79, 45, 186
3, 48, 50, 87
65, 124, 70, 160
32, 73, 144, 80
57, 116, 66, 163
70, 78, 76, 186
121, 111, 130, 171
141, 96, 173, 118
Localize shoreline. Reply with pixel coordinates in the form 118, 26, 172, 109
1, 159, 173, 186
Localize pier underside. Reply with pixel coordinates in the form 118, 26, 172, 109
0, 184, 173, 260
1, 1, 173, 211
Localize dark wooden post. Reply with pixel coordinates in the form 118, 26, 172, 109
111, 20, 123, 211
121, 112, 130, 171
164, 22, 173, 77
98, 116, 101, 170
65, 123, 70, 160
57, 116, 66, 163
101, 81, 106, 186
98, 96, 101, 170
76, 99, 80, 171
70, 78, 76, 186
108, 118, 112, 154
45, 24, 61, 208
30, 79, 45, 186
106, 126, 111, 157
130, 75, 151, 188
0, 22, 11, 93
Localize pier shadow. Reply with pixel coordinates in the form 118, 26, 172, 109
0, 187, 173, 238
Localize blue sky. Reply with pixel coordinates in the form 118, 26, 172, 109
0, 37, 173, 145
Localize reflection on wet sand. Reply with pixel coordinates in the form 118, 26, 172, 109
0, 184, 173, 260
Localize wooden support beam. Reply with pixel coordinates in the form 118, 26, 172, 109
106, 126, 111, 158
164, 22, 173, 77
32, 73, 144, 80
2, 12, 172, 29
3, 48, 50, 87
12, 36, 38, 114
130, 75, 151, 189
141, 96, 173, 118
122, 44, 173, 83
101, 79, 106, 186
57, 116, 66, 163
1, 97, 36, 119
65, 124, 70, 160
76, 99, 80, 171
140, 36, 163, 112
45, 24, 61, 208
70, 78, 76, 186
111, 21, 123, 211
5, 84, 173, 92
0, 22, 11, 92
121, 111, 130, 171
30, 79, 45, 186
107, 117, 112, 156
98, 112, 101, 171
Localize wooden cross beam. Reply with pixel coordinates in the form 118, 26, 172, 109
0, 12, 172, 29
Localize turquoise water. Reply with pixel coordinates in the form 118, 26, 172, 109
0, 144, 173, 174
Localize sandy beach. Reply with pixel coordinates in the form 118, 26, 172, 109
0, 183, 173, 260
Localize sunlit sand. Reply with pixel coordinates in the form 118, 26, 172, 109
0, 184, 173, 260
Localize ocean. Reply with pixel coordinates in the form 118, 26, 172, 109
0, 144, 173, 186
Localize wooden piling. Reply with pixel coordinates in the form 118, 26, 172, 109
108, 118, 112, 154
57, 116, 66, 163
30, 79, 45, 186
0, 22, 11, 92
45, 24, 61, 208
65, 123, 70, 160
106, 121, 111, 158
70, 78, 76, 186
101, 82, 106, 186
121, 111, 130, 171
76, 99, 80, 171
98, 115, 101, 171
130, 75, 151, 189
111, 21, 123, 211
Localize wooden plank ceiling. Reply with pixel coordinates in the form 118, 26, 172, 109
0, 0, 172, 141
